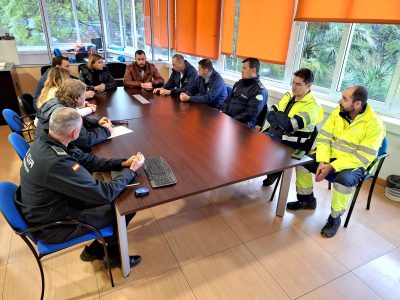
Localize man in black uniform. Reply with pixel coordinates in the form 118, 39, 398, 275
153, 53, 198, 96
222, 57, 268, 127
15, 107, 144, 268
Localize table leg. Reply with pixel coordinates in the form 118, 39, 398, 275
115, 205, 130, 277
276, 168, 293, 217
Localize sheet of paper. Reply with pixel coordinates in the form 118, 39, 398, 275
107, 126, 133, 139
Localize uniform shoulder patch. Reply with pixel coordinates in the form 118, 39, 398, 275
51, 146, 68, 156
256, 94, 264, 101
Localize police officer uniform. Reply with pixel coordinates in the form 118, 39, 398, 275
222, 76, 268, 127
15, 131, 136, 244
164, 60, 198, 96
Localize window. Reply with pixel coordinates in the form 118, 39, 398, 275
0, 0, 46, 47
105, 0, 122, 48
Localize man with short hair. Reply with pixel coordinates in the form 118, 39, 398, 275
259, 68, 323, 186
153, 54, 197, 96
288, 85, 385, 238
16, 107, 144, 268
179, 59, 227, 109
123, 50, 164, 89
222, 57, 267, 127
34, 56, 95, 110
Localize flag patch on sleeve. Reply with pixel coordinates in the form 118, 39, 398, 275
72, 163, 80, 171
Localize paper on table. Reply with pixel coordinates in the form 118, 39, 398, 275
107, 126, 133, 139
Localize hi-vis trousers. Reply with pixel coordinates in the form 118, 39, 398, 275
296, 154, 364, 217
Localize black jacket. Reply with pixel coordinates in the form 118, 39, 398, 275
15, 132, 135, 225
164, 60, 198, 96
187, 70, 227, 109
79, 65, 117, 91
35, 98, 111, 150
222, 76, 268, 127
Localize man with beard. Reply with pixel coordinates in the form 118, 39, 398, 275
287, 85, 385, 238
123, 50, 164, 89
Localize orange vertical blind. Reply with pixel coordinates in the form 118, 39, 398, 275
235, 0, 295, 64
175, 0, 222, 59
221, 0, 236, 55
144, 0, 175, 49
295, 0, 400, 24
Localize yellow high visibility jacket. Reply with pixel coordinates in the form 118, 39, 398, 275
316, 105, 385, 172
264, 91, 324, 151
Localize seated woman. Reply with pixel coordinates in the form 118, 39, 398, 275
35, 79, 113, 151
79, 54, 117, 92
37, 68, 96, 117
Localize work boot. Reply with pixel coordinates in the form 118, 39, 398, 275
286, 197, 317, 210
80, 240, 105, 262
321, 215, 341, 238
262, 172, 281, 186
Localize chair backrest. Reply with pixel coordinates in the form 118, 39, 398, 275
8, 133, 30, 160
0, 182, 30, 234
40, 65, 51, 76
53, 48, 62, 57
106, 62, 127, 79
378, 136, 388, 156
78, 63, 86, 73
117, 56, 126, 62
18, 93, 36, 115
226, 85, 233, 95
2, 109, 24, 133
75, 52, 89, 63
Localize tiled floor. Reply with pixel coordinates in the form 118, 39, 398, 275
0, 125, 399, 299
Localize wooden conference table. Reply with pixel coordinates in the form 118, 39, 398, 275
91, 87, 312, 277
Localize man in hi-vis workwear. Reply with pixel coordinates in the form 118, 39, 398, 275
287, 85, 385, 238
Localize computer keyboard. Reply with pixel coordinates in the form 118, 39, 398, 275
143, 156, 177, 188
132, 94, 150, 104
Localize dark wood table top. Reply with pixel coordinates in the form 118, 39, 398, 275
89, 87, 199, 120
92, 104, 312, 215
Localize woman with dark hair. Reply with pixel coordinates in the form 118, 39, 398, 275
79, 54, 117, 92
35, 79, 112, 151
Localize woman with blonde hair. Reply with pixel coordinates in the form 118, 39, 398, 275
79, 54, 117, 92
35, 79, 112, 151
37, 68, 69, 109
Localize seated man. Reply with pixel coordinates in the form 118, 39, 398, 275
259, 68, 323, 186
288, 85, 385, 238
15, 107, 144, 268
179, 59, 227, 109
34, 56, 95, 110
123, 49, 164, 89
222, 57, 267, 127
153, 54, 197, 96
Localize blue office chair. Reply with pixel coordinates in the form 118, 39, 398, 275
0, 182, 115, 300
68, 57, 77, 63
226, 85, 233, 95
2, 109, 36, 142
327, 136, 389, 227
117, 56, 126, 62
53, 48, 62, 57
8, 133, 30, 160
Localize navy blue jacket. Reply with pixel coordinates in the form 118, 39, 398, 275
187, 70, 227, 109
222, 76, 268, 127
164, 60, 198, 95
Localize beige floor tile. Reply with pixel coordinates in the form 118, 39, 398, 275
353, 248, 400, 300
96, 220, 178, 294
151, 193, 210, 220
0, 264, 6, 296
246, 226, 347, 299
299, 272, 382, 300
4, 247, 99, 300
7, 232, 33, 263
296, 217, 396, 270
158, 205, 241, 265
100, 269, 195, 300
213, 195, 293, 242
127, 208, 156, 230
182, 244, 289, 300
0, 215, 12, 266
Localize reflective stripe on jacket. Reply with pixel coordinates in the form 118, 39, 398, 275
316, 105, 385, 172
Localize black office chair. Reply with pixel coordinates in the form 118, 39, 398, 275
78, 63, 86, 73
40, 65, 51, 76
18, 93, 36, 115
106, 62, 127, 87
75, 52, 89, 63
